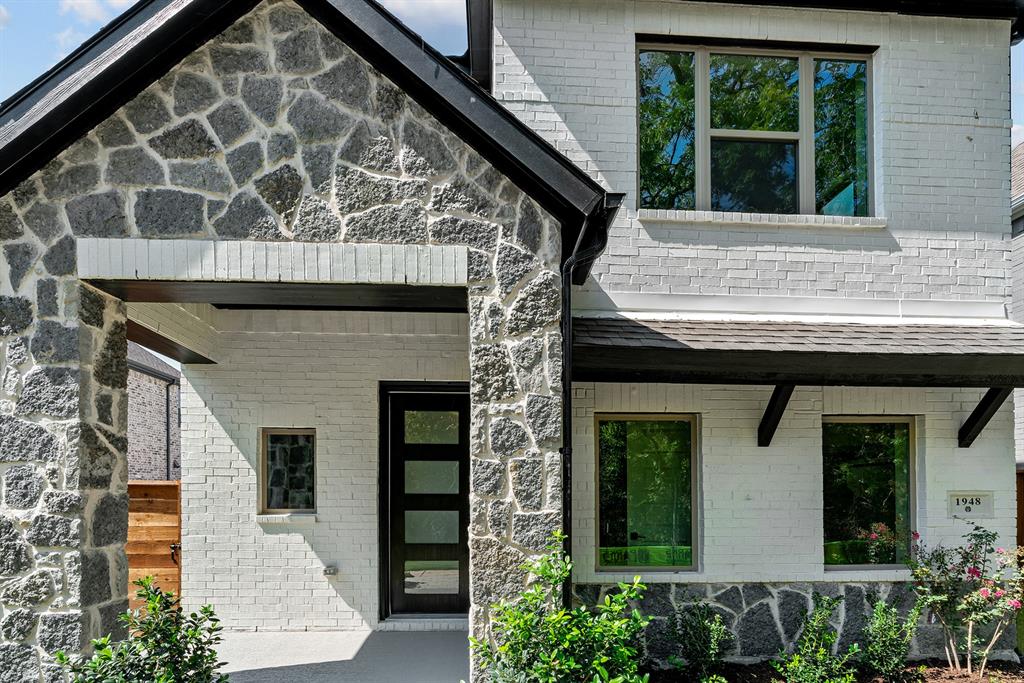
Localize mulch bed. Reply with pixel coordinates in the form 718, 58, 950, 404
646, 660, 1024, 682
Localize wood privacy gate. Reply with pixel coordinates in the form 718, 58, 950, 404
127, 481, 181, 608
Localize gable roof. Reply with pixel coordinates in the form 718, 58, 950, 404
0, 0, 620, 278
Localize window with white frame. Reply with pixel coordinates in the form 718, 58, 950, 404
638, 44, 871, 216
260, 428, 316, 514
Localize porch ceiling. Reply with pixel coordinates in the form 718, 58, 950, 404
572, 317, 1024, 387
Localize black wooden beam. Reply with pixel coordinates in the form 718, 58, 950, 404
958, 387, 1013, 448
126, 320, 214, 365
758, 384, 795, 447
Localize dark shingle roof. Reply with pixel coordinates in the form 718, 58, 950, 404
572, 317, 1024, 386
128, 341, 180, 381
574, 318, 1024, 355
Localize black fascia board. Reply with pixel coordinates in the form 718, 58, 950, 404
572, 345, 1024, 388
675, 0, 1018, 20
0, 0, 261, 199
0, 0, 613, 272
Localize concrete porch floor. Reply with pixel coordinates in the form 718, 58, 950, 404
218, 630, 470, 682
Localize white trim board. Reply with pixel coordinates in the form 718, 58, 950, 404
573, 290, 1011, 324
76, 238, 469, 287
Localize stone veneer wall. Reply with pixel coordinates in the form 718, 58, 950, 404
575, 581, 1015, 667
0, 0, 565, 675
0, 282, 129, 679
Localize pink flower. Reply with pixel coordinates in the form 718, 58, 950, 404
967, 566, 982, 579
869, 533, 879, 540
997, 547, 1006, 554
912, 531, 921, 541
1009, 599, 1022, 610
980, 588, 991, 598
996, 590, 1006, 598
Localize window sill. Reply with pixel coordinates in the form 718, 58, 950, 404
256, 513, 317, 525
637, 209, 888, 230
823, 566, 912, 581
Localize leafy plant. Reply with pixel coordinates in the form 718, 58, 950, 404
772, 594, 858, 683
57, 577, 228, 683
470, 532, 650, 683
908, 522, 1024, 677
861, 597, 924, 682
670, 602, 732, 682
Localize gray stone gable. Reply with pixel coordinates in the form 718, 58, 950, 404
0, 0, 565, 676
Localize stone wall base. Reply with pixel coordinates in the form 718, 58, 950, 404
573, 581, 1018, 668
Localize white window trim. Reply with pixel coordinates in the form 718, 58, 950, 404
821, 415, 917, 572
593, 413, 701, 573
637, 43, 876, 218
259, 427, 317, 515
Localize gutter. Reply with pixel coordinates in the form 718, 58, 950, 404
559, 192, 624, 608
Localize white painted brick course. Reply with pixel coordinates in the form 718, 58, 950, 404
176, 309, 469, 630
493, 0, 1012, 304
572, 383, 1016, 585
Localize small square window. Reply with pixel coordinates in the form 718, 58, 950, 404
260, 428, 316, 514
822, 418, 914, 567
597, 415, 697, 570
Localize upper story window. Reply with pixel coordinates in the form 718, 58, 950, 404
638, 44, 871, 216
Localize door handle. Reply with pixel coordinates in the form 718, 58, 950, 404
629, 532, 645, 541
170, 543, 181, 564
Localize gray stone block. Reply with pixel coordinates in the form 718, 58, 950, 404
0, 414, 60, 462
31, 320, 78, 364
38, 612, 83, 654
242, 76, 284, 125
292, 196, 342, 241
509, 458, 543, 511
91, 493, 129, 547
23, 204, 61, 243
173, 72, 219, 116
134, 189, 205, 236
3, 243, 35, 293
312, 58, 370, 109
150, 120, 218, 159
471, 459, 505, 497
288, 92, 351, 143
65, 191, 127, 237
489, 418, 529, 457
0, 609, 36, 642
213, 193, 280, 240
17, 367, 78, 419
344, 200, 427, 244
170, 160, 232, 194
275, 29, 322, 73
208, 101, 252, 146
1, 571, 55, 607
254, 165, 304, 221
123, 91, 171, 134
505, 271, 561, 337
36, 279, 58, 317
226, 141, 264, 185
43, 236, 76, 276
3, 465, 44, 508
26, 514, 80, 548
0, 296, 32, 336
210, 46, 269, 75
105, 147, 165, 185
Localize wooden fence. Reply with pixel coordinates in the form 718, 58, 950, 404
127, 480, 181, 609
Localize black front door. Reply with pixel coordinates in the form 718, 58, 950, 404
381, 384, 469, 616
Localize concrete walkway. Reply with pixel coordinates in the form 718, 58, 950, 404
218, 630, 470, 683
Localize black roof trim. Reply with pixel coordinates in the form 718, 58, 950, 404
676, 0, 1020, 22
0, 0, 612, 272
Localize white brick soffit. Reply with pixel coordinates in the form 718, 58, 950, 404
77, 238, 468, 286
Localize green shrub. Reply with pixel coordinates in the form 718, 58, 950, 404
772, 594, 858, 683
470, 532, 650, 683
57, 577, 228, 683
861, 598, 924, 683
670, 602, 732, 681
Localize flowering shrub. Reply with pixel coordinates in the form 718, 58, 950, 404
471, 532, 650, 683
857, 523, 901, 564
907, 522, 1024, 678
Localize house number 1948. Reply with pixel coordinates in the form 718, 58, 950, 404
947, 491, 994, 519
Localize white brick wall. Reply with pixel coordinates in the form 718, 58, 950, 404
177, 308, 468, 630
493, 0, 1012, 303
572, 382, 1016, 585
